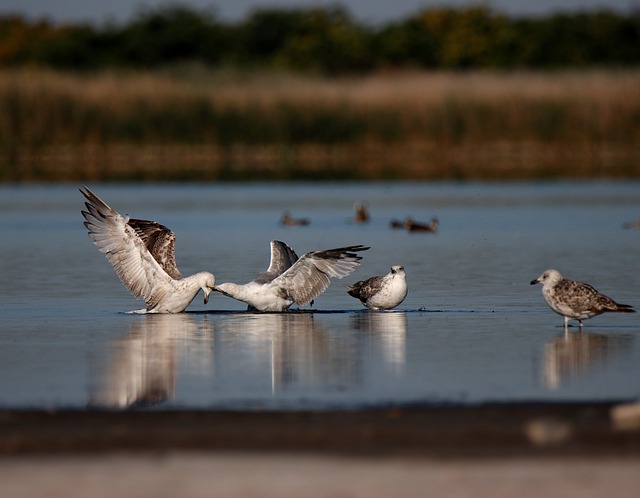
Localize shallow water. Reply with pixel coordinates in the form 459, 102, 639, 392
1, 181, 639, 410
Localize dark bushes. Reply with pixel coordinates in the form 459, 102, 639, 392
1, 5, 639, 72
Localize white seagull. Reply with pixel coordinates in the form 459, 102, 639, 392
531, 269, 634, 329
214, 240, 369, 311
81, 186, 216, 313
346, 265, 407, 310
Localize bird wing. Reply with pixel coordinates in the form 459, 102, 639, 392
348, 275, 384, 301
253, 240, 300, 284
274, 245, 369, 306
128, 218, 183, 279
267, 240, 299, 275
556, 279, 599, 311
593, 293, 626, 312
80, 186, 175, 309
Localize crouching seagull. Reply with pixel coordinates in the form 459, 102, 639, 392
81, 186, 216, 313
346, 265, 407, 310
531, 268, 634, 329
214, 240, 369, 311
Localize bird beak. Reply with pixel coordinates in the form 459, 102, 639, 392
204, 288, 212, 304
530, 279, 539, 285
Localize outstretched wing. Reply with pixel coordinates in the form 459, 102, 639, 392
275, 245, 369, 306
80, 186, 174, 309
128, 218, 182, 279
267, 240, 299, 274
253, 240, 300, 284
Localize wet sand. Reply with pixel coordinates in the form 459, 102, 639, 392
2, 402, 639, 456
1, 402, 640, 496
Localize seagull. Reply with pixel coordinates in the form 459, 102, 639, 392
80, 186, 216, 313
530, 269, 634, 329
214, 240, 369, 311
405, 217, 438, 233
346, 265, 407, 310
280, 211, 310, 226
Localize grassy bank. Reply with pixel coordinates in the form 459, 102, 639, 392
1, 68, 639, 181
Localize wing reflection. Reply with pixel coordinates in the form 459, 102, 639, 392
214, 311, 407, 394
90, 314, 213, 408
91, 311, 409, 408
543, 331, 631, 390
214, 313, 342, 393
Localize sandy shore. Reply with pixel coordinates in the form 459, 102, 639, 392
2, 452, 640, 498
1, 402, 639, 496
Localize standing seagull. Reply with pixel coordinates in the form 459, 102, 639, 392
346, 265, 408, 310
214, 240, 369, 311
81, 186, 216, 313
531, 269, 634, 329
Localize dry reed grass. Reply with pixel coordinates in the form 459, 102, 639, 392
1, 68, 639, 181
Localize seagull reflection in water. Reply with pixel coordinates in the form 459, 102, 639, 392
214, 313, 343, 394
543, 331, 632, 390
91, 312, 409, 407
214, 311, 407, 395
90, 314, 213, 408
351, 311, 407, 376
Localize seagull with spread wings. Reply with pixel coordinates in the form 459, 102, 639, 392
81, 186, 216, 313
214, 240, 369, 311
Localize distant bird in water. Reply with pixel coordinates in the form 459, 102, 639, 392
354, 202, 370, 224
405, 217, 439, 233
389, 218, 406, 229
280, 211, 310, 227
531, 269, 634, 329
346, 265, 407, 310
623, 217, 640, 230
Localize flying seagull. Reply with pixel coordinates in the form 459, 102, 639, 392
346, 265, 407, 310
80, 186, 216, 313
214, 240, 369, 311
531, 269, 634, 329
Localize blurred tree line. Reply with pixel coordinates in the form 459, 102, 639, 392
0, 4, 639, 72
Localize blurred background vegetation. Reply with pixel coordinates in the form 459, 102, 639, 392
3, 4, 640, 71
1, 4, 639, 181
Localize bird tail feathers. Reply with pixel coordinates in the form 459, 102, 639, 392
613, 303, 635, 313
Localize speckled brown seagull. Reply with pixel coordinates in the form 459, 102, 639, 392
81, 186, 216, 313
346, 265, 408, 310
531, 269, 634, 329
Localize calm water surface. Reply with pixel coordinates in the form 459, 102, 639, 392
0, 182, 639, 410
